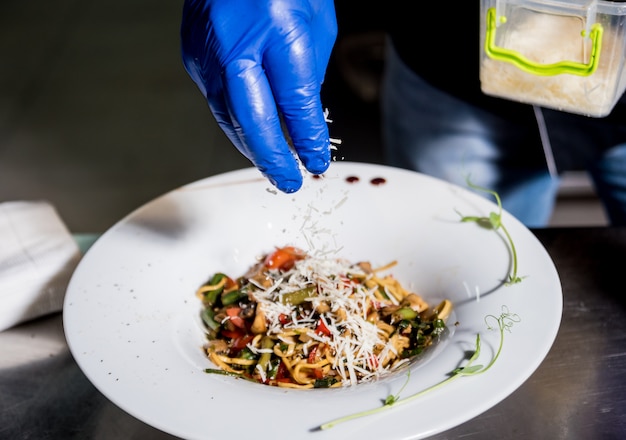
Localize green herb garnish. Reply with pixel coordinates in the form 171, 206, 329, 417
318, 306, 520, 430
457, 177, 524, 285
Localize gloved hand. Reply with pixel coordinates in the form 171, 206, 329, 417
181, 0, 338, 193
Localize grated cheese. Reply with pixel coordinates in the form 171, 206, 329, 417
250, 255, 405, 386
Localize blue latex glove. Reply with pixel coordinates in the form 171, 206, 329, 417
181, 0, 337, 193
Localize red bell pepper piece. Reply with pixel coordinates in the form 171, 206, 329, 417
264, 246, 306, 271
315, 318, 332, 337
226, 306, 246, 329
308, 344, 319, 363
220, 329, 245, 340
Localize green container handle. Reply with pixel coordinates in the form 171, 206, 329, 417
485, 7, 603, 76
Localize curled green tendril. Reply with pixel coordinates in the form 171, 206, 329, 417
456, 176, 524, 285
318, 306, 520, 430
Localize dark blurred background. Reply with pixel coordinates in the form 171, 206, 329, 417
0, 1, 606, 232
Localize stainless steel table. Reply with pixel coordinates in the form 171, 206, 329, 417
2, 228, 625, 439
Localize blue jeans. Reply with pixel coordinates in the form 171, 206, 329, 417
381, 39, 626, 227
541, 109, 626, 226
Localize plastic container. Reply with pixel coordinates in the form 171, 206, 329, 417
479, 0, 626, 117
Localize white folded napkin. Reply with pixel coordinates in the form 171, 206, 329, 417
0, 201, 82, 332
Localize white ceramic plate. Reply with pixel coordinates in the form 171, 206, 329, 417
64, 162, 562, 440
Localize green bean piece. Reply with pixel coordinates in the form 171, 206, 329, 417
210, 273, 227, 284
314, 377, 339, 388
267, 358, 281, 379
221, 289, 246, 306
393, 307, 418, 320
201, 307, 220, 334
203, 273, 228, 306
279, 286, 315, 306
239, 347, 257, 360
256, 336, 275, 372
433, 319, 446, 331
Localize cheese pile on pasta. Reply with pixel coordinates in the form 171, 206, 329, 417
196, 246, 452, 389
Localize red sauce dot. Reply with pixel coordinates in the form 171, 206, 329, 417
312, 174, 322, 180
370, 177, 386, 185
345, 176, 360, 183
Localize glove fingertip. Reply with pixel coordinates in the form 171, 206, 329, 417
303, 156, 331, 175
299, 138, 332, 175
268, 175, 303, 194
259, 161, 303, 193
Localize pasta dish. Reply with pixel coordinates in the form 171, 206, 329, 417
196, 246, 452, 389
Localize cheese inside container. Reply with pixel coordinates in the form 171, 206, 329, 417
479, 0, 626, 117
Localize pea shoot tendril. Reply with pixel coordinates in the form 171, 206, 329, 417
456, 176, 524, 285
317, 306, 520, 431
